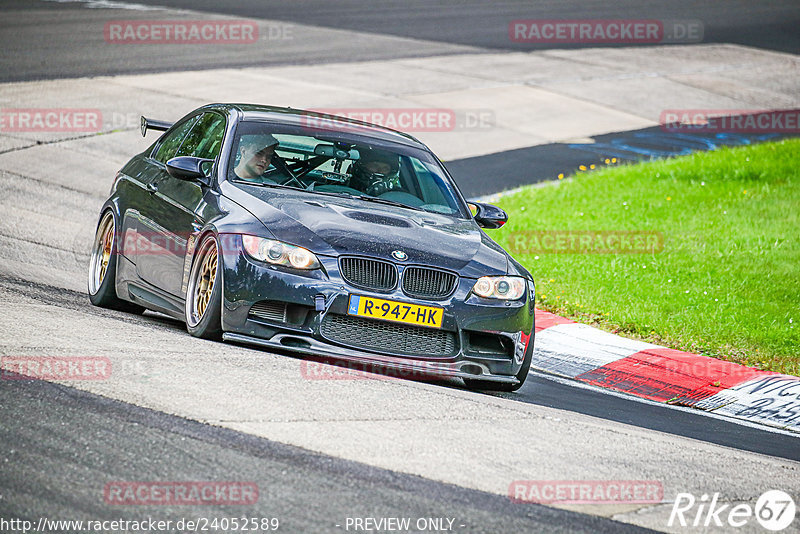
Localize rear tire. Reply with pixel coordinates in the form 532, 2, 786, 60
464, 332, 534, 392
185, 233, 223, 340
88, 210, 146, 314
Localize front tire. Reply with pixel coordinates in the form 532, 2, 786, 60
88, 210, 145, 314
185, 233, 222, 340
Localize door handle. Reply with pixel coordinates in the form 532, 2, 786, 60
146, 182, 158, 194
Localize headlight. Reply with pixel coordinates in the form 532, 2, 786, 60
472, 276, 527, 300
241, 235, 320, 270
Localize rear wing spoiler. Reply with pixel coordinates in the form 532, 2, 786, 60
140, 116, 174, 137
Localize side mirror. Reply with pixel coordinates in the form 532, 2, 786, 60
468, 202, 508, 229
165, 156, 214, 183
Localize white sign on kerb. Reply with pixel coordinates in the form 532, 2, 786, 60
697, 374, 800, 431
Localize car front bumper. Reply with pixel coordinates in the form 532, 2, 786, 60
220, 245, 535, 383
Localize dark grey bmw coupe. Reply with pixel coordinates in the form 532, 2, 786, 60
88, 103, 535, 391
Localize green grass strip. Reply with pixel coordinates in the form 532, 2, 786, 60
492, 139, 799, 375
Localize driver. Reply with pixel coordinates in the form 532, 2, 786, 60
234, 133, 280, 182
349, 147, 400, 196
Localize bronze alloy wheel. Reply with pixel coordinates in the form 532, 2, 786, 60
89, 211, 115, 295
186, 235, 219, 327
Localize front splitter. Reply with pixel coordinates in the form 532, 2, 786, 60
222, 332, 518, 384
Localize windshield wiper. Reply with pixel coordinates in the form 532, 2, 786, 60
231, 180, 306, 192
310, 191, 424, 212
350, 195, 424, 212
234, 181, 425, 212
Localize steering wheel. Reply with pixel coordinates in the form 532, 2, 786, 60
365, 179, 395, 197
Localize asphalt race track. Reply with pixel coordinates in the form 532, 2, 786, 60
2, 0, 800, 82
451, 126, 789, 198
0, 375, 648, 534
1, 1, 799, 533
130, 0, 800, 54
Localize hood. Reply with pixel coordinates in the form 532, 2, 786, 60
222, 183, 509, 277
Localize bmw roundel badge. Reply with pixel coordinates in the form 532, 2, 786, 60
392, 250, 408, 261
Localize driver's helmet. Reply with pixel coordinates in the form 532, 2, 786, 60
349, 147, 400, 196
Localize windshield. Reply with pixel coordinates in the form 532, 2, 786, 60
227, 121, 470, 218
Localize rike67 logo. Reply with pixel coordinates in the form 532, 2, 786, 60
669, 490, 796, 531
